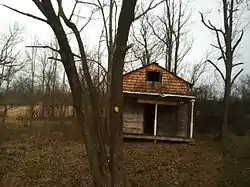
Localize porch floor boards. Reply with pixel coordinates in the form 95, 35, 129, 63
123, 133, 194, 143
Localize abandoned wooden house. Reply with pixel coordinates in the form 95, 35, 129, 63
122, 63, 195, 142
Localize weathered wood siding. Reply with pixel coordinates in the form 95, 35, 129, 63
123, 63, 190, 95
176, 104, 189, 137
123, 97, 144, 134
157, 105, 177, 136
157, 104, 189, 137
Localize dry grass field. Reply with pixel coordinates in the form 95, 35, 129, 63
0, 105, 74, 122
0, 106, 29, 119
1, 121, 250, 187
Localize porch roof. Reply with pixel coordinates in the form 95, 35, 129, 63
123, 91, 196, 100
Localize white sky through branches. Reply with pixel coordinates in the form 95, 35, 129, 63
0, 0, 249, 89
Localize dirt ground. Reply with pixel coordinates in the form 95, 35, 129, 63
1, 122, 250, 187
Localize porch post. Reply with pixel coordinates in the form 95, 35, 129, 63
190, 99, 195, 138
153, 104, 158, 136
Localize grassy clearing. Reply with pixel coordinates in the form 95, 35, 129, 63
1, 122, 250, 186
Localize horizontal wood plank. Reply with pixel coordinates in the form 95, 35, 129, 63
137, 99, 177, 106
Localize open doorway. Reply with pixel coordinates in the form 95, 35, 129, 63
144, 104, 155, 135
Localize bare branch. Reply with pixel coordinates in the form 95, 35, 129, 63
207, 59, 226, 81
190, 59, 208, 86
26, 45, 60, 53
79, 9, 98, 32
126, 43, 134, 52
48, 57, 62, 62
232, 30, 244, 54
200, 12, 227, 63
134, 0, 164, 21
200, 12, 225, 35
32, 0, 46, 16
231, 68, 244, 85
0, 24, 23, 81
69, 0, 78, 21
210, 44, 221, 50
215, 29, 226, 63
232, 62, 243, 68
77, 1, 101, 9
95, 0, 109, 49
2, 4, 48, 23
86, 59, 107, 74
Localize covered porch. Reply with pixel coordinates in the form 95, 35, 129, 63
122, 91, 196, 142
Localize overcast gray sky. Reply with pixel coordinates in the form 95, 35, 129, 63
0, 0, 249, 86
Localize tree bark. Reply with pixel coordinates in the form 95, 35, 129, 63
39, 1, 110, 185
109, 1, 137, 186
220, 72, 231, 140
173, 1, 182, 75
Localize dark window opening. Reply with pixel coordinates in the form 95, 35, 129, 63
146, 71, 161, 82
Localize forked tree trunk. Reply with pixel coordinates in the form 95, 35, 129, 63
13, 0, 137, 186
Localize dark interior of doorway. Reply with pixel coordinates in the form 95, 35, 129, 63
144, 104, 155, 135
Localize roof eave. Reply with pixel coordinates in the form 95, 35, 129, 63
123, 91, 196, 99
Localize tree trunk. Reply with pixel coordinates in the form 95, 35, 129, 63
109, 1, 137, 186
106, 52, 113, 147
28, 105, 34, 127
173, 2, 181, 75
220, 84, 230, 140
23, 0, 138, 186
1, 104, 8, 124
220, 64, 232, 140
200, 0, 244, 141
165, 46, 168, 70
40, 2, 110, 185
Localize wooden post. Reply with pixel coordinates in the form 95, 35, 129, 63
153, 104, 158, 136
190, 99, 195, 138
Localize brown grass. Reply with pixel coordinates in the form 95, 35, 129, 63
0, 106, 29, 119
0, 105, 75, 122
1, 122, 250, 187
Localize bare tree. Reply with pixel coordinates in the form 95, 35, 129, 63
0, 23, 22, 80
235, 74, 250, 102
0, 24, 23, 123
3, 0, 141, 186
148, 0, 193, 74
28, 38, 67, 120
0, 62, 23, 123
188, 53, 211, 88
0, 24, 23, 145
192, 84, 219, 100
4, 0, 165, 185
25, 38, 39, 126
130, 11, 161, 66
200, 0, 247, 140
38, 44, 58, 119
